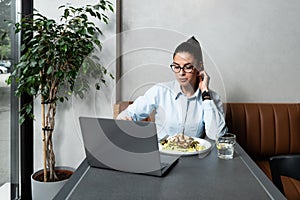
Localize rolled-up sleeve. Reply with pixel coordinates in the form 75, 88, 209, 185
117, 86, 158, 121
202, 92, 227, 140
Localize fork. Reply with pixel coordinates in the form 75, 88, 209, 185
159, 134, 169, 143
198, 142, 216, 159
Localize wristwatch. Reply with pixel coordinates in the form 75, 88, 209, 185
202, 90, 211, 101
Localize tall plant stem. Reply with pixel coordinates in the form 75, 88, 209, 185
41, 95, 47, 182
45, 101, 57, 181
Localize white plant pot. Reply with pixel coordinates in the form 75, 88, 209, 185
31, 166, 74, 200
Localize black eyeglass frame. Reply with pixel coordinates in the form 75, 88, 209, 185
170, 63, 195, 73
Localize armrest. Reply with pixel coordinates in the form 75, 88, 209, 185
113, 101, 133, 119
113, 101, 155, 122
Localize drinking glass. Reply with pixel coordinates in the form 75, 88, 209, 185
216, 133, 236, 159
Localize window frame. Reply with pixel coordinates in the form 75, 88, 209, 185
10, 0, 34, 199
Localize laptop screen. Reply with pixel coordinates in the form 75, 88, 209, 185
79, 117, 163, 174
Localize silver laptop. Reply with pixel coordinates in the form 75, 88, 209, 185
79, 117, 179, 177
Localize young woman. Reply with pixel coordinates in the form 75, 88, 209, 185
118, 36, 227, 140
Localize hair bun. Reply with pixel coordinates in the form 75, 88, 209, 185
186, 36, 200, 47
173, 36, 203, 66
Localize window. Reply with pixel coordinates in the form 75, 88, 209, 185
0, 0, 19, 198
0, 0, 34, 199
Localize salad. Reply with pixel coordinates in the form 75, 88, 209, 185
160, 133, 206, 152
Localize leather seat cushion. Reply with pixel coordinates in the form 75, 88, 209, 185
256, 160, 300, 200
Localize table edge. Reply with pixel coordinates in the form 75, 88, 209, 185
53, 159, 90, 200
55, 144, 287, 200
235, 144, 286, 200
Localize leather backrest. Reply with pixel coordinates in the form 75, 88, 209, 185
225, 103, 300, 157
114, 101, 300, 157
113, 101, 133, 119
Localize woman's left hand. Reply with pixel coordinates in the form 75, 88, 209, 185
198, 70, 210, 91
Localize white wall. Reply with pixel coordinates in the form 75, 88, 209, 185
120, 0, 300, 103
32, 0, 300, 171
33, 0, 116, 171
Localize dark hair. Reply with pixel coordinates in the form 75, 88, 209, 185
173, 36, 203, 69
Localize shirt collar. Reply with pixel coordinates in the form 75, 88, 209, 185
173, 81, 201, 100
174, 81, 183, 100
192, 88, 201, 100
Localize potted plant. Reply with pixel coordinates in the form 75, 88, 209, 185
7, 1, 114, 199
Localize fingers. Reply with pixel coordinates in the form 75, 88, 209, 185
198, 70, 210, 91
120, 116, 133, 121
198, 70, 209, 79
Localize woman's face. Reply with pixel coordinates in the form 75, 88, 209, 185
172, 52, 199, 90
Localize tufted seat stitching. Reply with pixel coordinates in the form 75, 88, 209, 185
282, 177, 300, 200
288, 106, 292, 153
272, 104, 276, 155
243, 104, 248, 152
258, 105, 262, 156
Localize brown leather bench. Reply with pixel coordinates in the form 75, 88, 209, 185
225, 103, 300, 200
114, 102, 300, 199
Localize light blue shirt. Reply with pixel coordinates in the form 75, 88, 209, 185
118, 80, 227, 140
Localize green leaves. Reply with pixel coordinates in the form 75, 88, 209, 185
19, 103, 34, 124
64, 8, 70, 19
46, 66, 53, 75
7, 1, 114, 124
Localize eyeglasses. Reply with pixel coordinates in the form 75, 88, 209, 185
170, 64, 194, 73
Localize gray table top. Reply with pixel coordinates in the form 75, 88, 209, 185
55, 143, 286, 200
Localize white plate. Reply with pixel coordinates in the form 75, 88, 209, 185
159, 137, 212, 156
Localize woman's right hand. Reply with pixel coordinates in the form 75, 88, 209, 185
120, 116, 133, 121
198, 70, 210, 92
